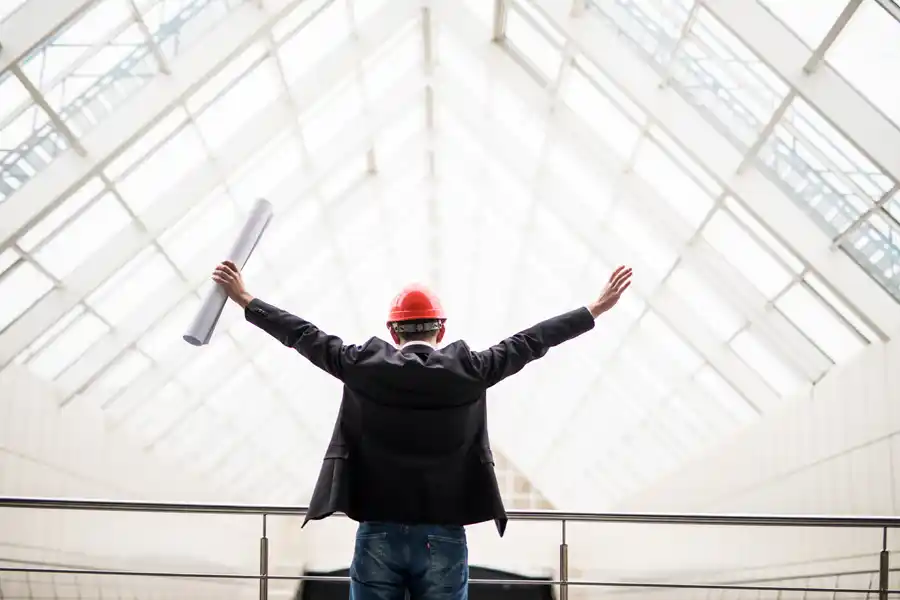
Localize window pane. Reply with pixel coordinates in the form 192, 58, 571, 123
638, 311, 704, 374
694, 366, 759, 422
276, 0, 350, 85
667, 264, 744, 340
27, 312, 109, 380
828, 2, 900, 128
703, 209, 792, 298
18, 178, 105, 251
33, 192, 132, 278
0, 261, 54, 331
0, 248, 20, 276
725, 197, 804, 273
85, 248, 180, 325
301, 81, 363, 153
730, 329, 804, 396
560, 67, 642, 160
805, 273, 878, 342
506, 4, 563, 81
158, 188, 237, 269
758, 0, 850, 49
776, 282, 865, 363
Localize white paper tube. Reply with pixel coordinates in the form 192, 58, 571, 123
183, 198, 274, 346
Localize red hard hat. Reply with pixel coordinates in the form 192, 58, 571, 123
387, 284, 446, 323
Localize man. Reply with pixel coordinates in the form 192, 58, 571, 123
212, 261, 632, 600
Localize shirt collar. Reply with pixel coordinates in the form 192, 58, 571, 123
399, 340, 435, 350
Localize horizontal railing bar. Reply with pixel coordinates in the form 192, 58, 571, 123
1, 567, 898, 594
2, 497, 900, 527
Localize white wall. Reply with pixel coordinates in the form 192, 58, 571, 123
0, 364, 306, 600
561, 334, 900, 597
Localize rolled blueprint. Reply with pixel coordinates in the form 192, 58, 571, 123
182, 198, 273, 346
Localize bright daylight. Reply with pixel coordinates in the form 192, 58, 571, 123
1, 0, 899, 599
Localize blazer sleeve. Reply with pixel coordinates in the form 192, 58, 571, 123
244, 298, 359, 380
466, 307, 595, 388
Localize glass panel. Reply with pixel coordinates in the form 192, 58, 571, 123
85, 248, 179, 325
136, 294, 201, 360
588, 0, 692, 68
272, 0, 332, 42
301, 81, 364, 154
13, 306, 86, 366
559, 66, 642, 160
362, 19, 420, 101
117, 123, 208, 214
506, 3, 564, 82
195, 55, 282, 150
758, 0, 851, 49
277, 0, 350, 85
668, 6, 788, 149
667, 264, 744, 340
32, 192, 133, 279
105, 109, 187, 179
805, 273, 879, 342
187, 42, 268, 113
0, 0, 28, 21
840, 211, 900, 299
609, 204, 679, 277
0, 247, 20, 276
158, 187, 237, 269
0, 261, 54, 332
694, 366, 759, 422
226, 134, 304, 209
18, 178, 105, 251
828, 1, 900, 128
637, 311, 704, 373
702, 208, 793, 299
775, 282, 865, 363
27, 312, 109, 380
730, 328, 805, 396
758, 96, 893, 240
724, 196, 804, 274
92, 349, 153, 396
0, 97, 65, 204
634, 132, 716, 228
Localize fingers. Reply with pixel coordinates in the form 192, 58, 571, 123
610, 266, 632, 290
608, 265, 625, 282
212, 261, 240, 286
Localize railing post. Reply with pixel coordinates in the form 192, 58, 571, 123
260, 514, 269, 600
559, 519, 568, 600
879, 528, 889, 600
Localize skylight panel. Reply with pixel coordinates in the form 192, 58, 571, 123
187, 42, 268, 114
0, 248, 18, 277
363, 18, 420, 100
730, 329, 805, 397
609, 204, 679, 277
505, 4, 564, 82
0, 0, 28, 22
758, 0, 850, 49
117, 123, 208, 214
693, 365, 759, 423
22, 0, 132, 88
775, 282, 866, 363
559, 67, 642, 161
301, 81, 364, 154
634, 137, 716, 229
135, 294, 201, 361
724, 197, 804, 274
32, 192, 132, 279
638, 311, 704, 374
702, 209, 793, 299
158, 187, 236, 270
227, 134, 304, 209
85, 248, 180, 325
86, 349, 152, 402
105, 108, 188, 180
18, 178, 105, 252
804, 273, 878, 342
543, 143, 615, 218
175, 336, 239, 392
13, 305, 85, 366
439, 27, 489, 107
120, 380, 193, 445
195, 57, 283, 150
490, 82, 545, 162
0, 73, 30, 125
828, 1, 900, 128
667, 264, 745, 340
0, 260, 54, 332
272, 0, 332, 42
26, 312, 109, 381
277, 0, 351, 85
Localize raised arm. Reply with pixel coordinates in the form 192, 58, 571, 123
467, 266, 632, 387
212, 261, 358, 379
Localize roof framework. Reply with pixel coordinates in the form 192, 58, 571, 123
1, 0, 899, 513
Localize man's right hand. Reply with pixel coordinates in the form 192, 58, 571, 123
212, 260, 254, 308
588, 266, 632, 318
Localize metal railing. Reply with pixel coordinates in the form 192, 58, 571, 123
0, 497, 898, 600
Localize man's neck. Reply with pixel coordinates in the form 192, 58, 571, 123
399, 340, 435, 349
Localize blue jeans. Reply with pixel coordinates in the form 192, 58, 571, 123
349, 522, 468, 600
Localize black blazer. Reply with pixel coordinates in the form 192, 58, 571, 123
244, 298, 595, 536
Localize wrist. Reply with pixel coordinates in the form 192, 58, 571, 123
236, 292, 254, 309
588, 301, 604, 319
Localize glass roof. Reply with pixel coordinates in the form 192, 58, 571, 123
1, 0, 899, 514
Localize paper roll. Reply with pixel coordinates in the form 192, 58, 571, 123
182, 198, 273, 346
